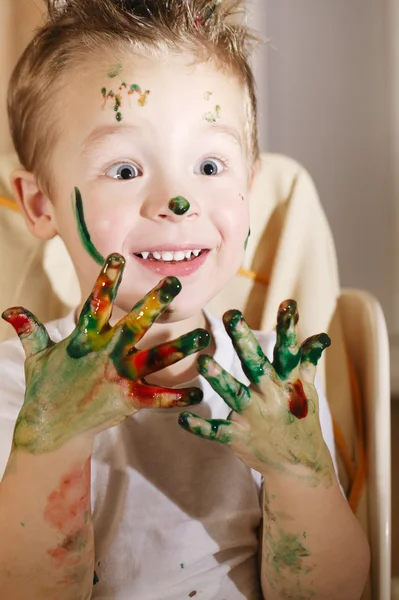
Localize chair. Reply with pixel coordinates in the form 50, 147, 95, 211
0, 152, 392, 598
337, 289, 391, 600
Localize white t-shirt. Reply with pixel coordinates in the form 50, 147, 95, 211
0, 310, 338, 600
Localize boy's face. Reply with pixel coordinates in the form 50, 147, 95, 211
46, 52, 252, 321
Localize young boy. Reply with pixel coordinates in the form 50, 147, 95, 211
0, 1, 369, 599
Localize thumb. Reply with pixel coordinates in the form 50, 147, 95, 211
2, 307, 53, 358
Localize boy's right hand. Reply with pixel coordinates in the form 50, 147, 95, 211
2, 253, 209, 454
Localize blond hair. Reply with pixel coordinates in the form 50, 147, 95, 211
8, 0, 260, 194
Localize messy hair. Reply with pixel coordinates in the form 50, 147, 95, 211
8, 0, 260, 194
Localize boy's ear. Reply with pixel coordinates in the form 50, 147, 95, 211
11, 170, 58, 241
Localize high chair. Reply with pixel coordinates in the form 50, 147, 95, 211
0, 151, 391, 599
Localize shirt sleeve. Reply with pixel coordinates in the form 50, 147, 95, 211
0, 337, 26, 479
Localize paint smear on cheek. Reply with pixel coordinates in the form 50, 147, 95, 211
73, 188, 105, 266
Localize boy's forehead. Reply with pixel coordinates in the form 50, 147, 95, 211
68, 52, 247, 125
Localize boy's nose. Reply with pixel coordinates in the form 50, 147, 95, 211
140, 194, 200, 221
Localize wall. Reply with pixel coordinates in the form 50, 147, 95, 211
250, 0, 395, 333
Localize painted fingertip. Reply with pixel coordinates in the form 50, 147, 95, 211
319, 333, 331, 348
158, 276, 182, 302
1, 307, 32, 335
192, 328, 211, 350
185, 388, 203, 405
277, 299, 299, 326
104, 253, 126, 269
197, 354, 213, 375
178, 411, 195, 429
222, 309, 243, 330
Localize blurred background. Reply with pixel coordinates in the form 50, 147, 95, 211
0, 0, 397, 593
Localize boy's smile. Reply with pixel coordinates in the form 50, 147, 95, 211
37, 53, 253, 323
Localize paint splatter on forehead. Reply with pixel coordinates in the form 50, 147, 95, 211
107, 63, 123, 79
101, 81, 150, 122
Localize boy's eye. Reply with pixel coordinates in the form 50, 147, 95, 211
105, 163, 141, 180
196, 158, 224, 176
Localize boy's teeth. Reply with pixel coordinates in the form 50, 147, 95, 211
138, 250, 203, 261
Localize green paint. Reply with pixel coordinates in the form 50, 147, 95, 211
93, 570, 99, 585
203, 105, 221, 123
204, 91, 213, 100
168, 196, 190, 215
303, 532, 307, 539
301, 333, 331, 366
179, 413, 232, 445
107, 63, 123, 78
180, 563, 184, 569
244, 228, 251, 250
265, 529, 310, 575
223, 309, 269, 384
101, 82, 149, 122
197, 354, 250, 412
20, 522, 25, 527
273, 300, 301, 379
73, 187, 105, 266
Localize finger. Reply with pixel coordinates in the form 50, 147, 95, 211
223, 309, 272, 384
273, 299, 301, 379
121, 328, 210, 379
68, 254, 125, 358
178, 412, 240, 445
197, 355, 251, 413
80, 253, 125, 333
300, 333, 331, 383
128, 383, 203, 409
2, 307, 53, 358
111, 276, 182, 354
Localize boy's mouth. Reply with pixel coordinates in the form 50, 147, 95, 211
134, 249, 205, 262
132, 247, 210, 277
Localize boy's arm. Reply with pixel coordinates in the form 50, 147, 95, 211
0, 438, 95, 600
179, 300, 370, 600
259, 456, 370, 600
0, 254, 209, 599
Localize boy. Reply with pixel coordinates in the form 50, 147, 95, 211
0, 1, 369, 599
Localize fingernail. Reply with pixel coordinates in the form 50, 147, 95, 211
223, 309, 243, 330
193, 329, 211, 350
277, 299, 298, 326
187, 388, 203, 405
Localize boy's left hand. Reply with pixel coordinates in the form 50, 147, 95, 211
179, 300, 333, 483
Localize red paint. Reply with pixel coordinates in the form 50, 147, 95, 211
6, 312, 32, 336
44, 459, 91, 569
288, 379, 308, 419
44, 459, 91, 534
133, 249, 209, 277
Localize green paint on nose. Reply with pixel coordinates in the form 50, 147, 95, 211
169, 196, 190, 215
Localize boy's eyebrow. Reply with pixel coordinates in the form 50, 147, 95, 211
82, 124, 139, 152
204, 123, 242, 145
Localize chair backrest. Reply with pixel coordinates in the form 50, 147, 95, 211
338, 289, 391, 600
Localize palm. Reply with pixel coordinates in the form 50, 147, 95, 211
4, 254, 208, 454
179, 301, 332, 481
